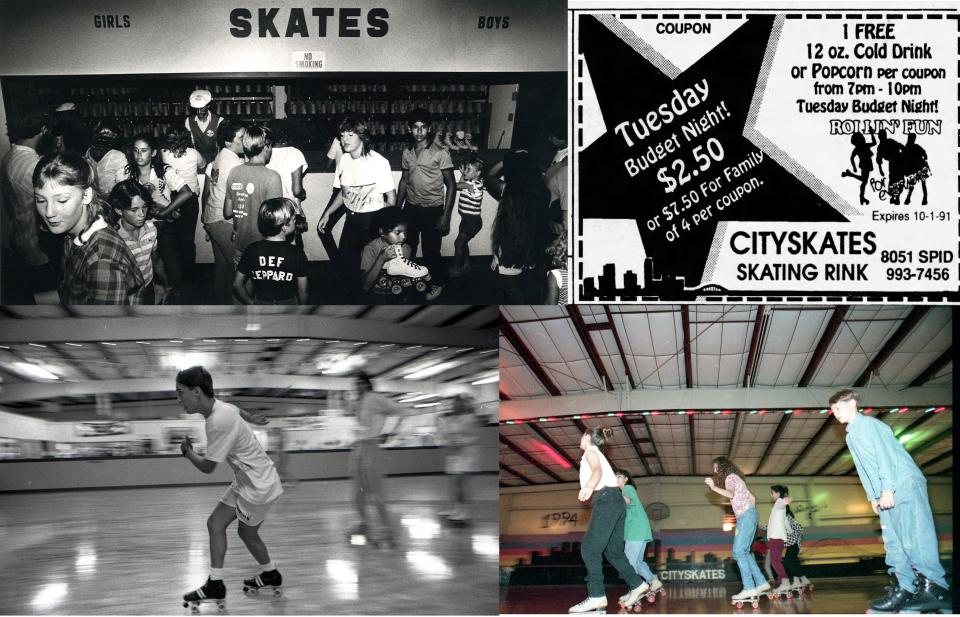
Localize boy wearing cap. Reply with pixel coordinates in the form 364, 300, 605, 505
186, 89, 223, 163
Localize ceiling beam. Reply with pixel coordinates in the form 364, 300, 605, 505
604, 306, 636, 389
727, 411, 746, 460
438, 305, 491, 327
814, 441, 851, 476
906, 427, 953, 459
756, 412, 793, 474
567, 305, 613, 392
526, 422, 579, 468
786, 416, 837, 475
799, 306, 848, 387
681, 306, 693, 388
621, 417, 652, 476
500, 463, 537, 485
908, 348, 952, 388
499, 434, 564, 482
854, 307, 930, 387
920, 449, 953, 471
630, 415, 663, 475
742, 305, 765, 387
500, 316, 561, 396
0, 313, 495, 349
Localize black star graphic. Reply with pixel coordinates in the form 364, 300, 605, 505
579, 14, 847, 295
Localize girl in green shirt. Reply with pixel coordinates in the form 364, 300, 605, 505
616, 469, 663, 603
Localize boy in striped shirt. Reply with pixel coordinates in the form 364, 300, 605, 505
450, 155, 485, 278
109, 179, 162, 304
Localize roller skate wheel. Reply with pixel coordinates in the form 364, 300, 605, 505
734, 602, 743, 609
647, 593, 655, 603
217, 602, 225, 612
414, 280, 427, 292
390, 284, 403, 295
273, 587, 282, 596
751, 601, 759, 608
182, 601, 189, 609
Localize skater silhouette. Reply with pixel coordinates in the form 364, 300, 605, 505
901, 133, 930, 206
875, 130, 905, 204
840, 131, 875, 205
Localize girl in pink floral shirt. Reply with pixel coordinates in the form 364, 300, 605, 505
705, 456, 769, 603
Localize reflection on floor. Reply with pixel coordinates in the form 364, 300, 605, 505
1, 475, 498, 615
500, 578, 905, 614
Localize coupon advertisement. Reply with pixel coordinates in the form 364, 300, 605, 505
571, 5, 959, 302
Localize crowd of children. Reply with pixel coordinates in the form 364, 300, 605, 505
2, 90, 568, 305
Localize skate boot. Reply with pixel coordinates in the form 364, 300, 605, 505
731, 588, 760, 609
646, 576, 665, 603
347, 523, 369, 545
384, 245, 430, 279
242, 569, 282, 596
788, 577, 805, 596
899, 575, 951, 614
868, 583, 916, 613
755, 581, 771, 595
182, 578, 226, 612
771, 579, 792, 599
800, 575, 813, 590
618, 582, 648, 608
568, 596, 607, 613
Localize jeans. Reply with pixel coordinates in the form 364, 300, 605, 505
783, 544, 804, 578
733, 508, 767, 590
878, 476, 948, 591
768, 538, 787, 582
581, 487, 643, 598
156, 197, 199, 291
339, 209, 378, 293
203, 220, 235, 304
405, 204, 444, 282
624, 540, 655, 582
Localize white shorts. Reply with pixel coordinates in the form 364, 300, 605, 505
220, 484, 277, 527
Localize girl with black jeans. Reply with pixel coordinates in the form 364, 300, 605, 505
570, 427, 648, 613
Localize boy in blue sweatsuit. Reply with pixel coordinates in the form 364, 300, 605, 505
829, 389, 950, 613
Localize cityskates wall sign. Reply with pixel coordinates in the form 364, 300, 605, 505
571, 5, 959, 303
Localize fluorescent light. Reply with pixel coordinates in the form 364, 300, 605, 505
399, 393, 440, 403
28, 343, 46, 348
404, 361, 458, 380
10, 362, 59, 380
64, 343, 83, 347
471, 373, 499, 385
414, 402, 441, 408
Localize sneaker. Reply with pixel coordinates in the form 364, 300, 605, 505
568, 596, 607, 613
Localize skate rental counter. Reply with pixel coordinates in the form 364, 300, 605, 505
0, 0, 567, 263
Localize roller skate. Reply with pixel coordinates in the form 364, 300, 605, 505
731, 588, 760, 610
384, 245, 430, 279
800, 575, 814, 591
182, 578, 226, 612
347, 523, 369, 546
618, 582, 648, 610
568, 595, 607, 613
768, 580, 792, 600
644, 577, 665, 604
899, 574, 952, 614
788, 576, 806, 597
866, 581, 916, 613
242, 569, 282, 596
442, 508, 472, 527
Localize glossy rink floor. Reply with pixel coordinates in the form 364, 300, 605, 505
500, 578, 897, 614
0, 475, 498, 615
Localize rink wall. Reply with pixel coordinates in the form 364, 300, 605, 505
0, 426, 498, 491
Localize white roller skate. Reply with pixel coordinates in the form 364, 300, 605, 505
731, 588, 760, 610
568, 596, 607, 613
617, 582, 648, 609
242, 569, 282, 596
384, 244, 430, 279
182, 578, 226, 613
769, 579, 792, 600
645, 576, 666, 604
800, 575, 813, 591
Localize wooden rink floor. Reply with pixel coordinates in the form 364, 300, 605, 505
0, 475, 498, 615
499, 578, 913, 614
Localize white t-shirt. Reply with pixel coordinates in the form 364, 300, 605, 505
267, 146, 308, 202
579, 444, 618, 490
116, 165, 187, 208
334, 151, 394, 214
204, 148, 243, 224
162, 148, 206, 194
356, 391, 403, 442
205, 400, 283, 505
326, 138, 343, 163
767, 497, 788, 540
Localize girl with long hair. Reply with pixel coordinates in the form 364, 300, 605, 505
33, 151, 143, 304
569, 428, 648, 613
488, 150, 552, 304
705, 456, 769, 607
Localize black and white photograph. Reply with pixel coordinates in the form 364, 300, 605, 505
0, 0, 567, 306
0, 305, 499, 614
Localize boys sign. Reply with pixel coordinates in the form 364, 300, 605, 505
572, 6, 959, 302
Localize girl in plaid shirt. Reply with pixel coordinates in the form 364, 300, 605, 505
33, 152, 143, 304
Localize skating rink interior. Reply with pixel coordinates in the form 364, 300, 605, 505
0, 305, 501, 615
499, 305, 955, 614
